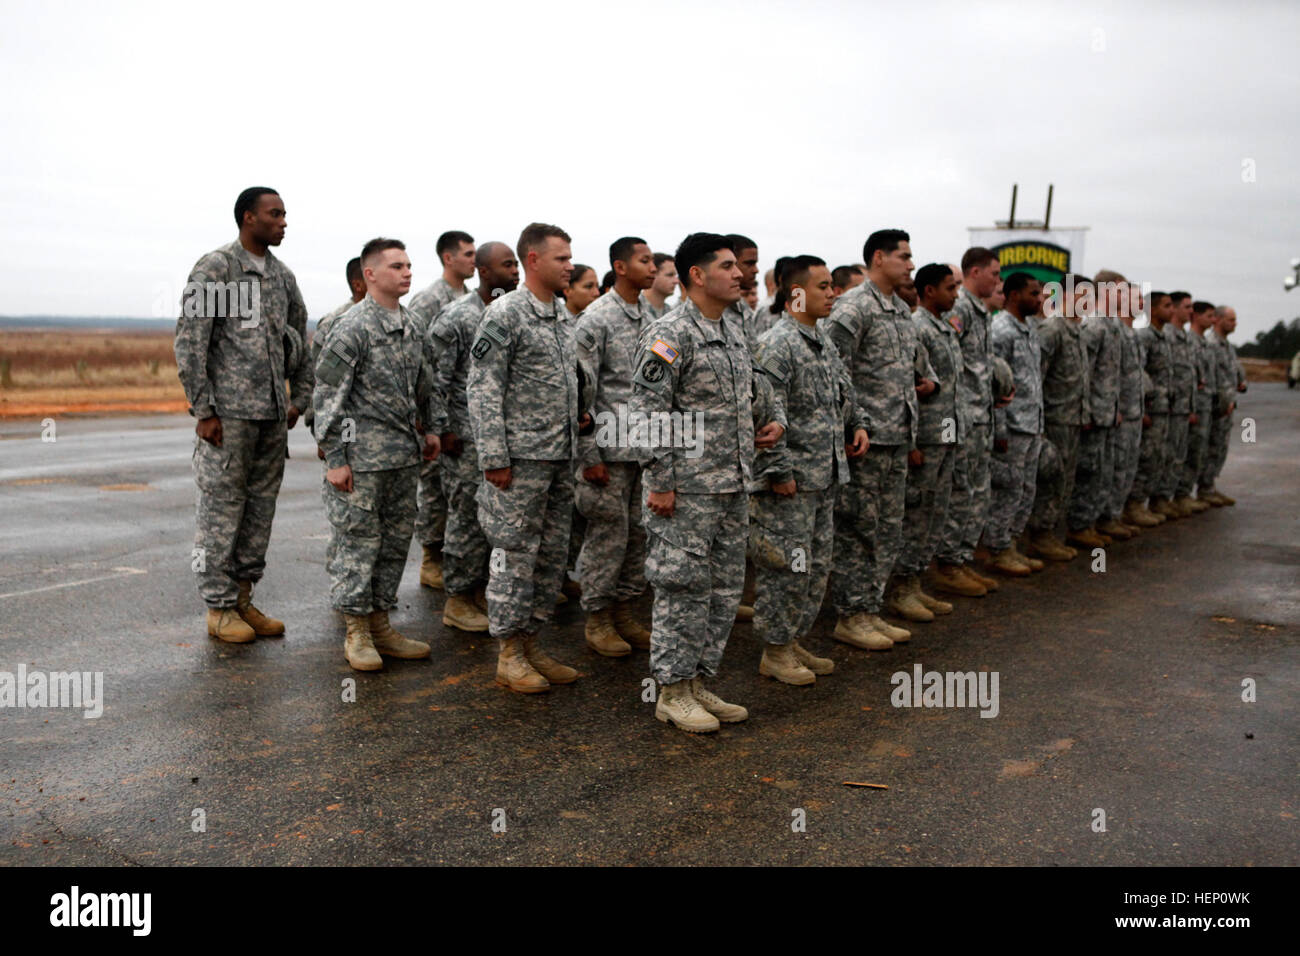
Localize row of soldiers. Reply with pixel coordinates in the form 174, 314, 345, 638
174, 187, 1246, 735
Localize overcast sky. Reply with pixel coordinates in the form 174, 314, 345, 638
2, 0, 1298, 342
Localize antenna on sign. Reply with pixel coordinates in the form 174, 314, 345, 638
1044, 184, 1054, 230
1008, 183, 1018, 229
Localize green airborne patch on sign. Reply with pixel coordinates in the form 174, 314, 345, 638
993, 240, 1071, 284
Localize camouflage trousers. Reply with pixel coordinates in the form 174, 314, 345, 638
440, 441, 489, 596
1029, 422, 1080, 533
1068, 425, 1115, 531
191, 418, 286, 608
1179, 404, 1212, 497
985, 431, 1041, 550
575, 461, 646, 611
1131, 413, 1169, 502
1160, 413, 1190, 499
477, 459, 573, 640
748, 486, 834, 646
1108, 418, 1142, 518
896, 444, 956, 576
937, 421, 991, 566
323, 464, 418, 615
644, 491, 747, 685
1200, 409, 1234, 491
831, 443, 908, 617
415, 458, 446, 548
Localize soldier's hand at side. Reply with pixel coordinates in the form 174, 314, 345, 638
1237, 382, 1247, 393
755, 421, 784, 449
908, 448, 924, 467
1116, 412, 1123, 425
423, 433, 441, 461
647, 489, 675, 517
578, 412, 594, 435
485, 467, 512, 490
286, 405, 300, 430
441, 431, 462, 457
1082, 422, 1093, 432
316, 445, 325, 461
1142, 414, 1152, 427
1189, 412, 1198, 425
994, 438, 1009, 453
771, 479, 797, 497
327, 464, 353, 492
196, 415, 222, 447
847, 428, 869, 458
994, 385, 1015, 409
1225, 402, 1236, 417
583, 463, 610, 486
915, 378, 936, 398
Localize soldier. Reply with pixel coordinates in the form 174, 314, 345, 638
572, 237, 658, 657
1176, 301, 1218, 514
175, 186, 311, 643
408, 230, 476, 592
752, 257, 792, 338
1200, 305, 1247, 505
428, 241, 520, 633
1157, 292, 1197, 519
725, 233, 762, 351
629, 232, 785, 733
831, 264, 865, 297
1126, 290, 1173, 526
303, 258, 365, 436
312, 238, 445, 671
751, 256, 869, 683
1066, 271, 1125, 547
895, 277, 919, 312
823, 228, 937, 649
984, 272, 1044, 575
933, 247, 1004, 598
1104, 273, 1148, 533
644, 253, 678, 320
466, 222, 586, 694
893, 264, 964, 619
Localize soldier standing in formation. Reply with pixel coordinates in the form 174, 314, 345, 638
1200, 306, 1246, 505
1177, 301, 1219, 515
1128, 290, 1173, 526
1157, 292, 1197, 519
1107, 274, 1147, 535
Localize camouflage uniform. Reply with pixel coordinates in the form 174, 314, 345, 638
1161, 323, 1196, 500
428, 292, 490, 596
1069, 315, 1122, 530
1132, 322, 1173, 502
1200, 327, 1246, 491
312, 296, 447, 614
630, 298, 773, 684
1180, 328, 1216, 497
467, 286, 582, 640
573, 290, 653, 612
645, 299, 670, 321
898, 305, 965, 575
751, 316, 865, 645
937, 286, 994, 566
725, 297, 761, 353
751, 304, 783, 341
1029, 314, 1089, 533
175, 239, 311, 609
822, 280, 936, 616
985, 312, 1043, 550
408, 277, 470, 554
303, 298, 356, 430
1109, 321, 1145, 517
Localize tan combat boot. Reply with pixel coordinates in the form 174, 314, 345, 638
735, 604, 755, 622
991, 547, 1032, 577
561, 577, 583, 600
611, 601, 652, 649
931, 563, 986, 597
1123, 500, 1161, 528
1169, 496, 1198, 517
833, 614, 894, 651
419, 545, 443, 589
914, 585, 953, 615
1215, 490, 1236, 506
495, 637, 549, 693
690, 678, 748, 722
791, 640, 834, 674
522, 636, 579, 684
1198, 491, 1225, 507
1096, 518, 1133, 540
1012, 542, 1045, 571
1027, 531, 1075, 562
1142, 502, 1168, 523
236, 580, 284, 636
963, 564, 1000, 592
655, 681, 719, 733
368, 610, 431, 659
1186, 495, 1211, 513
887, 576, 934, 623
207, 607, 255, 644
343, 613, 382, 671
443, 593, 489, 632
1150, 497, 1179, 519
584, 609, 631, 657
1066, 526, 1105, 548
868, 614, 911, 642
759, 643, 816, 685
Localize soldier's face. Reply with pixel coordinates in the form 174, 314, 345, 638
736, 246, 759, 291
896, 280, 918, 309
969, 259, 1000, 298
986, 281, 1005, 311
1151, 296, 1173, 324
564, 270, 601, 313
875, 241, 914, 286
619, 243, 657, 291
1020, 279, 1043, 315
529, 237, 573, 294
695, 251, 742, 304
481, 247, 520, 298
798, 265, 836, 319
1176, 297, 1193, 324
446, 241, 476, 280
1220, 309, 1236, 333
246, 194, 286, 246
932, 273, 960, 313
366, 249, 412, 298
651, 260, 677, 295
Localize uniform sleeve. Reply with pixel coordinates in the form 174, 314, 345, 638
173, 252, 225, 420
428, 312, 460, 424
285, 273, 313, 412
466, 309, 515, 471
628, 331, 686, 494
573, 315, 607, 471
1039, 323, 1058, 378
416, 352, 448, 437
821, 301, 869, 431
313, 321, 364, 470
752, 338, 794, 486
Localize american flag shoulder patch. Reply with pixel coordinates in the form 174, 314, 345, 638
650, 339, 679, 364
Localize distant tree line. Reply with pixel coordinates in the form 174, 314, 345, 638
1237, 317, 1300, 359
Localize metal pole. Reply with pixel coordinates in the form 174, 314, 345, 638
1009, 184, 1018, 229
1044, 184, 1054, 229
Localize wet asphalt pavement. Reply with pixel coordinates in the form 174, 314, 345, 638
1, 386, 1296, 866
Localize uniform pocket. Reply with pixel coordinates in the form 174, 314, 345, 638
192, 438, 234, 495
323, 477, 376, 536
574, 477, 624, 523
476, 479, 530, 550
643, 505, 710, 557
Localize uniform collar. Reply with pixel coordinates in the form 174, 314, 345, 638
683, 297, 732, 345
916, 305, 954, 334
864, 277, 911, 317
227, 238, 275, 276
521, 284, 561, 320
959, 285, 989, 318
364, 294, 406, 333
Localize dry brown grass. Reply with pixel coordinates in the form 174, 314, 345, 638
1240, 357, 1287, 383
